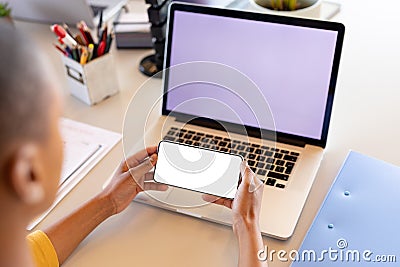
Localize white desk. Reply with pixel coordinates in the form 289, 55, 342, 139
16, 0, 400, 266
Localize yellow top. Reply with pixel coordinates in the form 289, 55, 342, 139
26, 230, 59, 267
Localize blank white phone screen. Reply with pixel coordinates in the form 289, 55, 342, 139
155, 141, 242, 198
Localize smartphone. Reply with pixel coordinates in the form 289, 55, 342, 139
154, 140, 243, 199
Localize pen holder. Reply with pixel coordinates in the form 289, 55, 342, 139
61, 54, 119, 106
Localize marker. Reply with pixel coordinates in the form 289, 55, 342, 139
80, 48, 88, 64
97, 41, 106, 57
101, 25, 108, 43
51, 24, 77, 47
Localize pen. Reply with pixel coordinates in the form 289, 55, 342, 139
53, 44, 68, 56
77, 22, 89, 45
65, 46, 73, 59
75, 34, 86, 46
105, 33, 113, 53
87, 43, 94, 61
97, 10, 103, 40
51, 24, 77, 48
79, 20, 95, 45
62, 23, 73, 37
71, 47, 79, 62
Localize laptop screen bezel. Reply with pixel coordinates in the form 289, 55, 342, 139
162, 2, 345, 148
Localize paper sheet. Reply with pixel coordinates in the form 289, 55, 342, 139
27, 118, 121, 230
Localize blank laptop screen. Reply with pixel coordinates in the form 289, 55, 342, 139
165, 9, 339, 140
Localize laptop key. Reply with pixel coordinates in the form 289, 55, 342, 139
255, 148, 263, 154
248, 160, 256, 166
276, 183, 285, 189
170, 127, 179, 130
274, 153, 283, 159
248, 154, 256, 160
265, 151, 273, 157
164, 136, 175, 141
266, 157, 274, 163
184, 134, 193, 139
246, 147, 254, 153
193, 136, 201, 141
239, 152, 247, 158
266, 178, 276, 186
257, 162, 265, 169
286, 162, 294, 167
188, 130, 195, 134
285, 165, 294, 174
283, 155, 298, 162
265, 164, 273, 170
251, 143, 260, 148
257, 155, 266, 162
185, 140, 193, 145
290, 151, 300, 156
270, 148, 279, 152
250, 167, 257, 173
276, 160, 285, 166
280, 150, 289, 154
237, 145, 246, 151
257, 169, 267, 176
267, 171, 289, 181
275, 166, 285, 173
220, 147, 229, 152
218, 141, 227, 147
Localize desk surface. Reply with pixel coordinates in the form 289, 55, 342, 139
15, 0, 400, 266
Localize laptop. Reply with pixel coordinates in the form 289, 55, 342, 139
121, 3, 344, 239
8, 0, 128, 28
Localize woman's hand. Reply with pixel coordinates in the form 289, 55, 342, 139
203, 161, 267, 266
202, 161, 264, 233
101, 146, 168, 215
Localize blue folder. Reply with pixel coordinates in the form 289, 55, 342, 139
291, 151, 400, 266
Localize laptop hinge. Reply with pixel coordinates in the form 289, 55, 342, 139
175, 116, 307, 148
276, 136, 306, 148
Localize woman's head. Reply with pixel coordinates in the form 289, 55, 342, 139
0, 22, 63, 222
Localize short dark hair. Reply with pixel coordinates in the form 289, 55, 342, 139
0, 22, 53, 160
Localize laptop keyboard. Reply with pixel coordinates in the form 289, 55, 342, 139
163, 127, 301, 190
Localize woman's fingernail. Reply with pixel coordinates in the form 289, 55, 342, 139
149, 154, 157, 164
